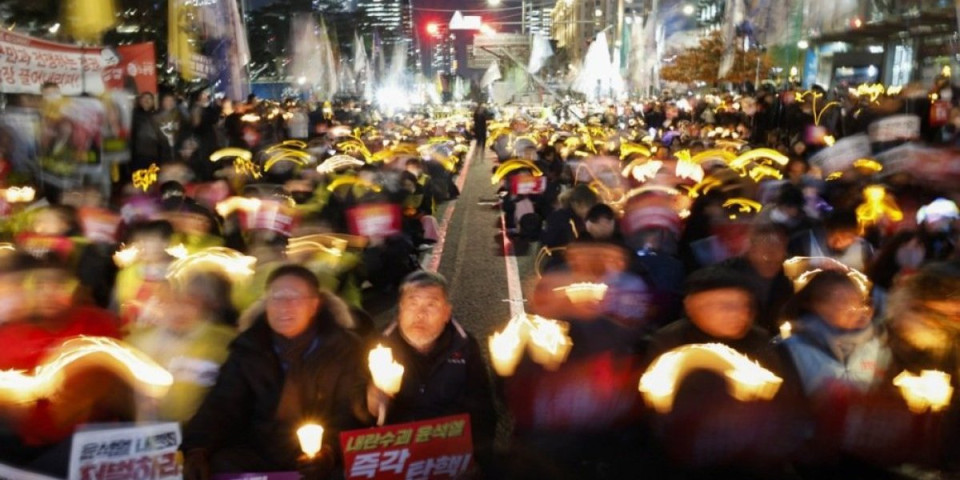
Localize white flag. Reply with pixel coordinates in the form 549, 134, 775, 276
481, 61, 502, 88
718, 0, 744, 79
353, 32, 368, 75
527, 34, 554, 74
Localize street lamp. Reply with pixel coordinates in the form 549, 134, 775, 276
682, 4, 695, 16
797, 40, 809, 49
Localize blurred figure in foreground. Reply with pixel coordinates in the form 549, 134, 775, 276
181, 265, 370, 479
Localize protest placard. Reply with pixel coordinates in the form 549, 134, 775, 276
340, 414, 473, 480
68, 423, 181, 480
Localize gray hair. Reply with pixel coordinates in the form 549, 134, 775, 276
400, 270, 449, 298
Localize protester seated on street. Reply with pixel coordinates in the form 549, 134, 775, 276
540, 184, 599, 250
646, 265, 779, 369
181, 265, 371, 479
367, 271, 497, 471
0, 254, 127, 476
778, 269, 892, 398
582, 203, 623, 244
720, 222, 794, 333
126, 279, 236, 425
113, 220, 176, 327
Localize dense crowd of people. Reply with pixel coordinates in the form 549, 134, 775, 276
0, 74, 958, 479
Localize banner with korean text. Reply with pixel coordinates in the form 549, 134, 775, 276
340, 414, 473, 480
0, 30, 156, 96
67, 422, 181, 480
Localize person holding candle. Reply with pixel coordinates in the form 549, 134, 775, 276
181, 265, 371, 480
367, 271, 497, 474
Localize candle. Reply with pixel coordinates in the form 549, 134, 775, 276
779, 322, 792, 339
488, 319, 525, 377
893, 370, 953, 413
296, 424, 324, 458
368, 344, 404, 396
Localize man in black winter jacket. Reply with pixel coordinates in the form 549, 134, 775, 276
368, 271, 498, 472
181, 265, 371, 479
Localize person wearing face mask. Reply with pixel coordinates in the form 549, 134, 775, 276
779, 270, 891, 398
762, 184, 815, 253
366, 271, 497, 473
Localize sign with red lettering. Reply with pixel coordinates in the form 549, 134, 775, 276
68, 423, 181, 480
0, 30, 156, 96
509, 174, 547, 195
340, 414, 474, 480
346, 203, 402, 238
238, 200, 299, 236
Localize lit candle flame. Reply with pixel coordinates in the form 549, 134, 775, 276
779, 322, 792, 339
527, 315, 573, 371
893, 370, 953, 413
488, 319, 525, 377
553, 282, 608, 304
368, 344, 404, 396
166, 247, 257, 283
639, 343, 783, 413
164, 244, 188, 259
296, 424, 325, 458
113, 244, 140, 268
0, 336, 173, 405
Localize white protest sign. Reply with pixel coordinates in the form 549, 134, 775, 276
68, 423, 181, 480
808, 134, 872, 174
868, 114, 921, 143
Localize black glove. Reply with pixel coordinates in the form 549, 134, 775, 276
182, 449, 210, 480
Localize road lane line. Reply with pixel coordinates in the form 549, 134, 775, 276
500, 212, 525, 318
422, 140, 478, 273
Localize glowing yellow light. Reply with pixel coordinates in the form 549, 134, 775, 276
491, 159, 543, 184
488, 319, 525, 377
779, 322, 792, 339
852, 158, 883, 172
368, 344, 405, 396
296, 424, 325, 458
729, 148, 789, 173
826, 172, 844, 181
233, 156, 263, 179
748, 165, 784, 182
113, 244, 140, 268
210, 148, 253, 163
216, 196, 262, 218
638, 343, 783, 413
263, 147, 313, 172
622, 160, 663, 183
337, 138, 373, 161
823, 135, 836, 146
317, 155, 365, 174
856, 185, 903, 231
131, 164, 160, 192
326, 176, 382, 193
683, 176, 723, 199
527, 315, 573, 371
853, 83, 886, 103
164, 244, 188, 259
0, 243, 14, 252
723, 198, 763, 214
941, 65, 951, 78
240, 114, 261, 123
166, 247, 257, 283
619, 142, 651, 160
0, 336, 173, 405
674, 150, 705, 183
893, 370, 953, 413
553, 282, 608, 304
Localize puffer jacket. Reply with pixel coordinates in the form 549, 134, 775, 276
780, 314, 892, 397
181, 303, 371, 470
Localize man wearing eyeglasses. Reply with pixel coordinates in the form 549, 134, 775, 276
182, 265, 371, 480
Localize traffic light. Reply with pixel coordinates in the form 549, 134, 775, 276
427, 23, 439, 36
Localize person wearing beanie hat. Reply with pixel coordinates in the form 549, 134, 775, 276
645, 265, 779, 369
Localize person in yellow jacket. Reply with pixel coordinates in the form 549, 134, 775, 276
126, 278, 236, 425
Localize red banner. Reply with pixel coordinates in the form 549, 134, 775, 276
346, 203, 402, 238
509, 174, 547, 196
103, 42, 157, 95
0, 30, 155, 96
340, 414, 473, 480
